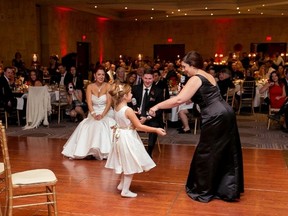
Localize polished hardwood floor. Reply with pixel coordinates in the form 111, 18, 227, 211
1, 136, 288, 216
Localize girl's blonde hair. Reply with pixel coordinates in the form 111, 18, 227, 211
109, 81, 131, 106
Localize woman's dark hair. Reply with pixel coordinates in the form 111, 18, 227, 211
66, 82, 75, 92
269, 71, 282, 84
94, 65, 105, 74
126, 71, 137, 83
182, 51, 204, 69
29, 70, 40, 85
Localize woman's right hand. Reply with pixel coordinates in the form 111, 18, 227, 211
156, 128, 166, 136
149, 106, 158, 117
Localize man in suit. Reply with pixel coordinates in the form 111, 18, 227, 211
0, 67, 17, 113
153, 70, 169, 100
130, 69, 164, 157
105, 63, 116, 83
50, 64, 72, 87
135, 67, 144, 85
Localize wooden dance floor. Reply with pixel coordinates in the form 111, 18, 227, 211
1, 136, 288, 216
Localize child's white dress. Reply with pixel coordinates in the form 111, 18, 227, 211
105, 106, 156, 174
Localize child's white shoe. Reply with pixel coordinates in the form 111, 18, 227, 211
121, 191, 137, 198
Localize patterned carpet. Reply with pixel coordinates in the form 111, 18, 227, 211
5, 113, 288, 150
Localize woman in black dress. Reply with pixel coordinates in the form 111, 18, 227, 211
149, 51, 244, 202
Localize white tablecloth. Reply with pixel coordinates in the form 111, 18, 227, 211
168, 99, 194, 122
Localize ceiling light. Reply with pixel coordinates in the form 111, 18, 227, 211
166, 15, 169, 17
124, 7, 128, 10
150, 17, 153, 19
248, 9, 250, 12
152, 8, 154, 10
238, 11, 241, 14
211, 13, 213, 16
185, 13, 187, 16
262, 4, 265, 7
135, 18, 138, 21
261, 12, 263, 15
94, 6, 97, 8
178, 9, 181, 12
237, 7, 239, 10
281, 13, 284, 15
171, 11, 174, 14
205, 7, 208, 10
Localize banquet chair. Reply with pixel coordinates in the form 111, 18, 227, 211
187, 113, 199, 135
237, 81, 255, 115
23, 86, 51, 129
0, 106, 20, 129
226, 87, 236, 108
267, 106, 281, 130
0, 122, 58, 216
51, 86, 68, 124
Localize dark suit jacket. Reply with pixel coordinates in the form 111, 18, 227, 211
130, 84, 164, 125
50, 72, 73, 86
72, 75, 84, 90
0, 75, 15, 111
154, 79, 170, 100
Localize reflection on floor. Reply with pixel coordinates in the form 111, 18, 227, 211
6, 113, 288, 149
0, 135, 287, 216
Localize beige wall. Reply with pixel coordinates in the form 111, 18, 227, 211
0, 0, 39, 67
115, 18, 288, 61
0, 0, 287, 68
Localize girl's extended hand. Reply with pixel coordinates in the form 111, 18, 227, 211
156, 128, 166, 136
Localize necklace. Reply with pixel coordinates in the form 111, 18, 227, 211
95, 83, 103, 93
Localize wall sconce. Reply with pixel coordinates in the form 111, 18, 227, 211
138, 54, 142, 61
32, 54, 38, 62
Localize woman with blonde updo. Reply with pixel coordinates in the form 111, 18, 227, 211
62, 66, 116, 160
105, 82, 166, 198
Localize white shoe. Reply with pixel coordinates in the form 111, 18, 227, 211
121, 191, 137, 198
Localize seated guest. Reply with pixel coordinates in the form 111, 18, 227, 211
26, 70, 43, 86
41, 66, 51, 85
217, 68, 235, 99
153, 70, 170, 100
281, 67, 288, 95
66, 82, 86, 122
126, 71, 137, 87
231, 61, 244, 79
0, 67, 17, 113
260, 71, 286, 109
177, 101, 200, 134
50, 64, 72, 87
208, 66, 218, 81
114, 67, 126, 84
105, 63, 116, 83
70, 66, 84, 90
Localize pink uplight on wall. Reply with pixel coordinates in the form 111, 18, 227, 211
97, 17, 109, 63
213, 18, 234, 55
55, 7, 71, 57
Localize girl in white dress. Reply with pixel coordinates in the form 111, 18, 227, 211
105, 83, 166, 198
62, 67, 115, 160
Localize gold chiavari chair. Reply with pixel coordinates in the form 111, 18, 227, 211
0, 122, 58, 216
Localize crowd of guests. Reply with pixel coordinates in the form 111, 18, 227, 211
1, 50, 288, 129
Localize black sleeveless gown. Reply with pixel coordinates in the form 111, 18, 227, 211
186, 74, 244, 202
